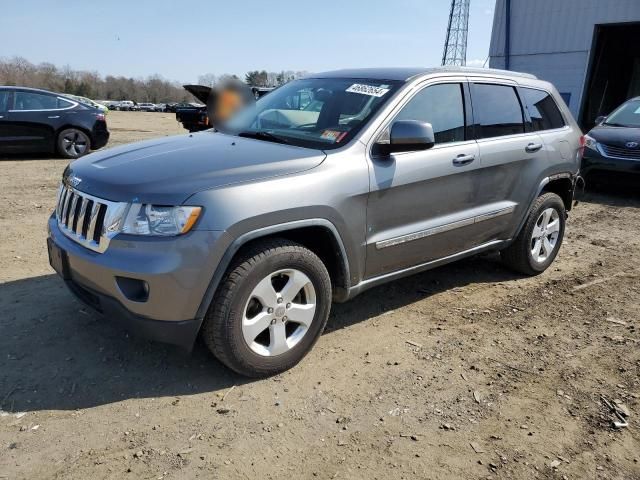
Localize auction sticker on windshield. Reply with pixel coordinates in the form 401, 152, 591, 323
346, 84, 390, 97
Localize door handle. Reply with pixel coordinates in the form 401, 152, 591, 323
48, 115, 60, 119
452, 154, 475, 166
525, 142, 543, 153
0, 115, 4, 119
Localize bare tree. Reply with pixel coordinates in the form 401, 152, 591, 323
0, 57, 190, 102
0, 57, 310, 102
197, 73, 217, 87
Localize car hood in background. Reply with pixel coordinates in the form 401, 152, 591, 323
588, 124, 640, 147
66, 132, 326, 205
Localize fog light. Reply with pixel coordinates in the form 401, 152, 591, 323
116, 276, 149, 302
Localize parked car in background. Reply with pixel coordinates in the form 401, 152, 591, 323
581, 97, 640, 179
137, 102, 158, 112
164, 103, 179, 113
102, 101, 120, 110
175, 87, 209, 132
0, 86, 109, 158
252, 86, 275, 99
155, 103, 167, 112
115, 100, 136, 111
47, 67, 580, 377
62, 94, 109, 114
175, 84, 272, 132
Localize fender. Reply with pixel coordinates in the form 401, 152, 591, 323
193, 218, 352, 325
509, 172, 577, 243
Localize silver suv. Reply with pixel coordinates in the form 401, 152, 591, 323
47, 67, 582, 377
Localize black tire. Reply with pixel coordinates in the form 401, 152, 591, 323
501, 192, 566, 275
201, 238, 332, 378
56, 128, 91, 159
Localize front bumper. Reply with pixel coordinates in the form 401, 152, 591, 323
47, 215, 227, 349
581, 148, 640, 177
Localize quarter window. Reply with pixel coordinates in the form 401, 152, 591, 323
521, 88, 565, 131
57, 97, 75, 109
13, 91, 74, 111
472, 84, 524, 139
395, 83, 466, 144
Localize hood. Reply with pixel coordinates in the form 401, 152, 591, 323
183, 84, 211, 105
588, 124, 640, 147
66, 132, 326, 205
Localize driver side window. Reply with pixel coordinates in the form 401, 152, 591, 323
395, 83, 466, 144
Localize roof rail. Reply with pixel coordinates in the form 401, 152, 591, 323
425, 66, 538, 80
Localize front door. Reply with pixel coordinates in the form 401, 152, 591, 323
365, 81, 483, 279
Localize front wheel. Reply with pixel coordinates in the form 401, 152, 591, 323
501, 192, 566, 275
201, 238, 332, 377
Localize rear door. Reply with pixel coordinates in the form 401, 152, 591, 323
519, 86, 574, 172
469, 80, 547, 240
365, 79, 483, 278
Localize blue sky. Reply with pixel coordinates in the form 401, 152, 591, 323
2, 0, 496, 83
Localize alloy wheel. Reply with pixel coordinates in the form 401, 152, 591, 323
530, 207, 561, 263
242, 269, 316, 357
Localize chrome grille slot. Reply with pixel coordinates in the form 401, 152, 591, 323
55, 185, 126, 253
600, 143, 640, 160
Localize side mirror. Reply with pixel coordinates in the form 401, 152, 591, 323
375, 120, 435, 156
594, 115, 606, 125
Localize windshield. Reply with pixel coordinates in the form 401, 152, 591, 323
604, 99, 640, 128
222, 77, 403, 150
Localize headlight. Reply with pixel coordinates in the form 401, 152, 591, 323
583, 134, 598, 151
121, 204, 202, 236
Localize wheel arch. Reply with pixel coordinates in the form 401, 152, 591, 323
508, 172, 575, 246
194, 219, 352, 327
55, 124, 94, 149
540, 174, 575, 212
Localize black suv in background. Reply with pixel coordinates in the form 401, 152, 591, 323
0, 86, 109, 159
176, 85, 274, 132
582, 97, 640, 179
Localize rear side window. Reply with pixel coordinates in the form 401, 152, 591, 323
395, 83, 466, 144
471, 84, 524, 139
521, 88, 565, 131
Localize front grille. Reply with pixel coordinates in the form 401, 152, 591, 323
55, 185, 125, 253
600, 143, 640, 160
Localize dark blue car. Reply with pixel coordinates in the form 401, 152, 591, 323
0, 86, 109, 159
582, 97, 640, 178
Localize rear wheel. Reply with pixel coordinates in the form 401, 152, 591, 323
56, 128, 91, 159
501, 192, 566, 275
201, 238, 332, 377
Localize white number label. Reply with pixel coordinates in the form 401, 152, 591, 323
345, 84, 390, 97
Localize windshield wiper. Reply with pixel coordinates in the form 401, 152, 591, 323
237, 130, 291, 145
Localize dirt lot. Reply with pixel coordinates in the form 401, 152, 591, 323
1, 111, 639, 479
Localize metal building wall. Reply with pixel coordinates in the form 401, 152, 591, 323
489, 0, 640, 117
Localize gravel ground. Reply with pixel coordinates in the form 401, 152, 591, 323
1, 111, 639, 479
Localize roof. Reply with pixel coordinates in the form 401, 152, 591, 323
309, 66, 537, 82
0, 85, 62, 95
